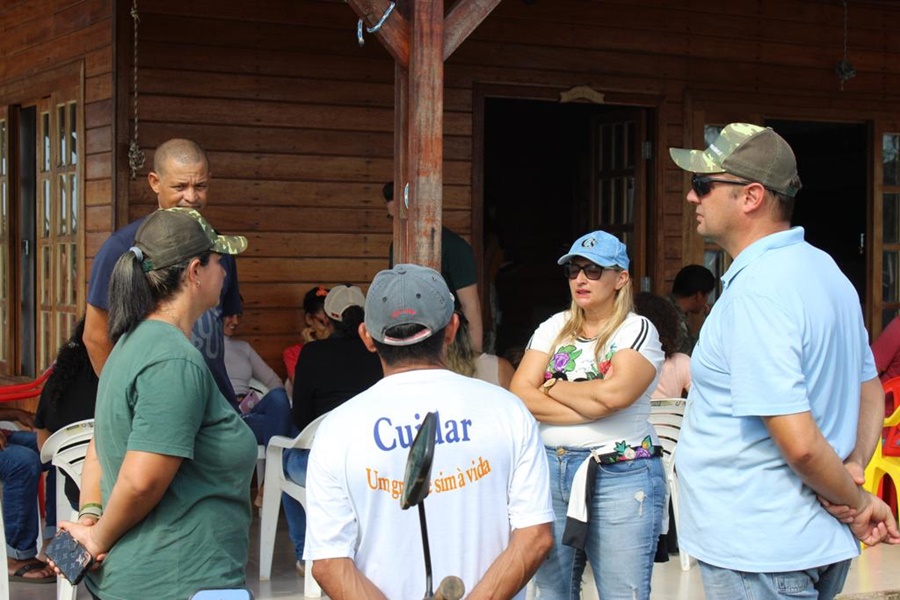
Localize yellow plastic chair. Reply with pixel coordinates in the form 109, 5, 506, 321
862, 378, 900, 514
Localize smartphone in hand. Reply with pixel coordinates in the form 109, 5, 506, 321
45, 529, 94, 584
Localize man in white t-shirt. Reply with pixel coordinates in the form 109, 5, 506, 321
304, 264, 554, 600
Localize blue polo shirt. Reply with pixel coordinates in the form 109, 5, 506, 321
676, 227, 877, 572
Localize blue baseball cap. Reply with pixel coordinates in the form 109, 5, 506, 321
557, 230, 629, 270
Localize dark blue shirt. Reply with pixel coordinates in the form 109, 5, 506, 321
87, 216, 242, 406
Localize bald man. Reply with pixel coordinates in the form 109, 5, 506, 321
84, 139, 241, 405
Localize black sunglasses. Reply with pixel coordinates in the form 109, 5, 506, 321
691, 174, 755, 197
563, 262, 606, 280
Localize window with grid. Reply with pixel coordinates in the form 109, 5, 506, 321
594, 120, 637, 249
36, 97, 80, 370
882, 133, 900, 330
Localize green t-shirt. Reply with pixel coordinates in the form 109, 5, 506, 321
388, 226, 477, 309
87, 320, 257, 600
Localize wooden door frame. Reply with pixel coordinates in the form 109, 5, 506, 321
472, 82, 665, 321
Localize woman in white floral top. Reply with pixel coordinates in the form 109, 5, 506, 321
510, 230, 666, 600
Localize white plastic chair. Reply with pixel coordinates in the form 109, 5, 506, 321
648, 398, 690, 571
259, 413, 329, 597
39, 419, 95, 600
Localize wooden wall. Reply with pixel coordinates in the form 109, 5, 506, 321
0, 0, 113, 391
108, 0, 900, 376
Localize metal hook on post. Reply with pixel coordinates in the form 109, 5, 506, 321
357, 1, 396, 47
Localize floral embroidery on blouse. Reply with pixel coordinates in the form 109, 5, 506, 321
545, 342, 619, 381
545, 344, 582, 380
597, 436, 657, 464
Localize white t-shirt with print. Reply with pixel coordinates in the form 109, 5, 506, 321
527, 311, 664, 450
304, 368, 554, 600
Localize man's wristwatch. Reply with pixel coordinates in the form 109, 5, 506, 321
541, 377, 559, 395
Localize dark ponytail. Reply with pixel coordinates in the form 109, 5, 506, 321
107, 249, 210, 342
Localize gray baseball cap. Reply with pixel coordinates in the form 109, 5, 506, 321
365, 264, 454, 346
668, 123, 802, 198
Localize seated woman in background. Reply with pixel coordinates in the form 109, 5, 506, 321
52, 208, 257, 599
634, 292, 691, 399
35, 317, 99, 510
282, 285, 331, 389
223, 309, 293, 447
446, 311, 515, 389
284, 284, 383, 575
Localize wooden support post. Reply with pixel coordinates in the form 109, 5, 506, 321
393, 63, 410, 263
406, 0, 443, 270
345, 0, 500, 270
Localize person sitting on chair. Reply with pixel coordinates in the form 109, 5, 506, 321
283, 284, 383, 575
1, 406, 55, 584
223, 310, 293, 447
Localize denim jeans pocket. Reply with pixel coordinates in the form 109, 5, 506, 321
597, 457, 652, 477
773, 573, 810, 595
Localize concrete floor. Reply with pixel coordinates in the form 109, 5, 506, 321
12, 513, 900, 599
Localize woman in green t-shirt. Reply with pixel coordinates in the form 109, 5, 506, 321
50, 208, 258, 599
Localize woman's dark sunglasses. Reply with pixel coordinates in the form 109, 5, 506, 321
691, 174, 754, 197
563, 262, 606, 280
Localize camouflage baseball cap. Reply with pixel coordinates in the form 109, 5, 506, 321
134, 207, 247, 272
669, 123, 802, 198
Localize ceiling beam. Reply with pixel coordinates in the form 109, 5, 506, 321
443, 0, 500, 59
346, 0, 410, 68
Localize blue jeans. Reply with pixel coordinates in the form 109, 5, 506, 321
534, 446, 665, 600
0, 431, 42, 559
698, 559, 851, 600
242, 387, 294, 447
283, 448, 310, 561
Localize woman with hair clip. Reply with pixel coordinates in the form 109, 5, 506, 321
50, 208, 256, 600
510, 230, 666, 600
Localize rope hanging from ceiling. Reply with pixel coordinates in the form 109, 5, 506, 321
128, 0, 145, 179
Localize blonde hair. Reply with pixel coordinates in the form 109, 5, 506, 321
549, 271, 634, 365
446, 312, 476, 377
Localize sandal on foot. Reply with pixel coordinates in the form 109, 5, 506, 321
10, 560, 56, 584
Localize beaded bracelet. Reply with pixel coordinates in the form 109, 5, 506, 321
78, 502, 103, 521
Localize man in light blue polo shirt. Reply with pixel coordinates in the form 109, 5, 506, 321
669, 123, 899, 600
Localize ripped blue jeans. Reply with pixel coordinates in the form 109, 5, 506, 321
534, 446, 665, 600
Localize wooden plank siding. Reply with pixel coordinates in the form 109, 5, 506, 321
0, 0, 114, 282
5, 0, 898, 376
0, 0, 113, 387
95, 0, 900, 376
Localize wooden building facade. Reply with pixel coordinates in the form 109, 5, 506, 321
2, 0, 900, 380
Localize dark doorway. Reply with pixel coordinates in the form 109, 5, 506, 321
18, 106, 36, 376
484, 98, 650, 358
766, 119, 867, 302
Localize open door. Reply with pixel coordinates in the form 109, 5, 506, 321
0, 87, 83, 378
483, 98, 654, 355
589, 110, 650, 290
